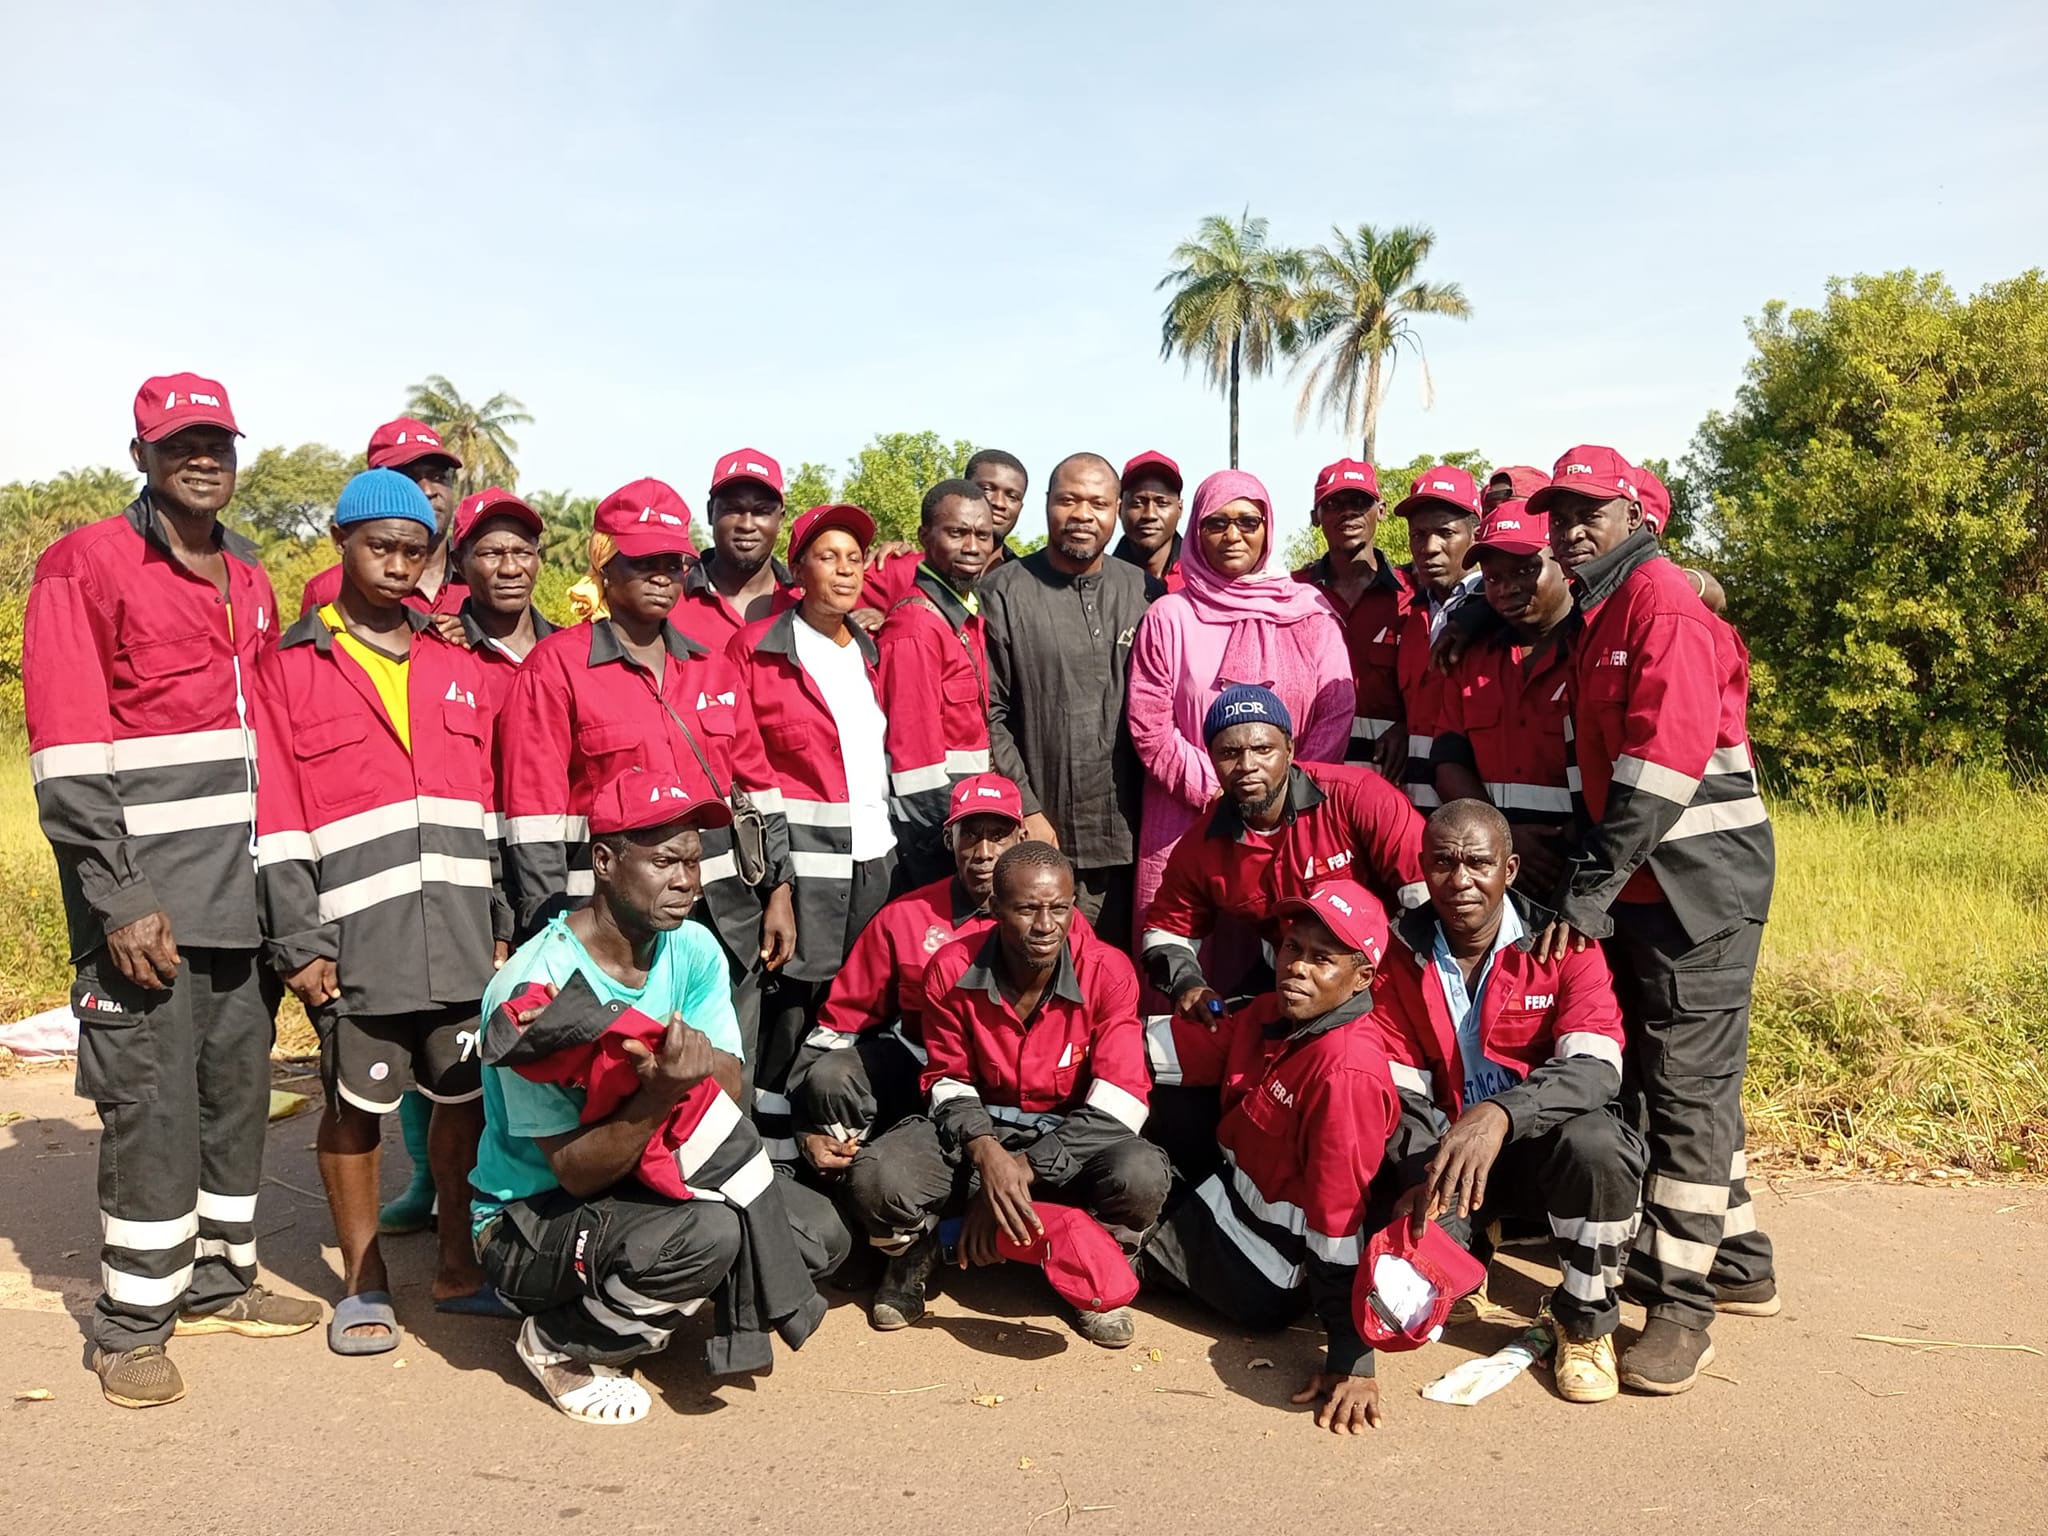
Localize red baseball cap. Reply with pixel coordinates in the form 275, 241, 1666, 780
594, 478, 698, 559
1393, 464, 1484, 520
1526, 445, 1640, 515
1312, 458, 1381, 511
1274, 879, 1388, 968
588, 768, 732, 836
944, 773, 1025, 830
1463, 499, 1547, 566
998, 1201, 1140, 1312
133, 373, 240, 442
1121, 450, 1183, 492
788, 503, 875, 560
366, 417, 463, 472
453, 487, 543, 548
1353, 1215, 1490, 1352
709, 448, 785, 501
1635, 465, 1671, 535
1486, 465, 1550, 502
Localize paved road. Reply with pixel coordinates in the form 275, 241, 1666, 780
2, 1062, 2043, 1534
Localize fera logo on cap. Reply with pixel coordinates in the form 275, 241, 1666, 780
397, 430, 441, 447
639, 508, 685, 526
163, 389, 222, 409
649, 785, 689, 803
1343, 470, 1367, 482
1323, 892, 1356, 917
1429, 480, 1456, 493
1565, 463, 1595, 476
1496, 518, 1524, 531
726, 459, 771, 478
974, 785, 1005, 799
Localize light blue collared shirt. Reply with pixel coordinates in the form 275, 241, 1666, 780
1430, 900, 1525, 1108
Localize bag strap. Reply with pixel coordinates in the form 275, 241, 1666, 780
634, 666, 735, 803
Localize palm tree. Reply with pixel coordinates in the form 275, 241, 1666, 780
1290, 224, 1472, 463
1157, 211, 1307, 468
404, 375, 534, 496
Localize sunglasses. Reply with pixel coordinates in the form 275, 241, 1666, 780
1199, 513, 1264, 536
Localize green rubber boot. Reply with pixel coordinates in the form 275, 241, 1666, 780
376, 1091, 437, 1235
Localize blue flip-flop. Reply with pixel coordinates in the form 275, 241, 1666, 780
328, 1291, 402, 1356
434, 1286, 520, 1319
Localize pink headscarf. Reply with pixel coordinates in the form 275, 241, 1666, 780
1180, 469, 1340, 693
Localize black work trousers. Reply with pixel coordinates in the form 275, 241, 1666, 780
71, 946, 280, 1352
1606, 902, 1775, 1328
789, 1028, 925, 1145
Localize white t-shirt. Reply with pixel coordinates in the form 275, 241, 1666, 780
792, 619, 896, 862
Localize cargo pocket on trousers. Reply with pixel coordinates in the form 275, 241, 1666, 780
71, 971, 158, 1105
1657, 963, 1756, 1078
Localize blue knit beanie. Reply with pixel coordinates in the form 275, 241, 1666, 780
335, 467, 436, 532
1204, 683, 1293, 743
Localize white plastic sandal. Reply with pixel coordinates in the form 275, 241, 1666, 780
516, 1317, 652, 1425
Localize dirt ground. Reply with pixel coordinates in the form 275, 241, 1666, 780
1, 1061, 2043, 1536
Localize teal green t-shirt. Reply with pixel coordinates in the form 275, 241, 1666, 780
469, 916, 742, 1234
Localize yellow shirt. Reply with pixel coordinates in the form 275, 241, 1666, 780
319, 604, 412, 751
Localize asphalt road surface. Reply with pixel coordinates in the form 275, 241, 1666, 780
2, 1062, 2042, 1535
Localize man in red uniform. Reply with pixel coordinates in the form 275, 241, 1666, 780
1533, 444, 1777, 1393
1484, 465, 1550, 510
255, 468, 508, 1353
846, 843, 1168, 1344
671, 448, 797, 652
1389, 465, 1484, 810
1430, 499, 1575, 893
1373, 799, 1646, 1404
441, 488, 556, 715
298, 417, 466, 617
1137, 881, 1399, 1436
27, 373, 319, 1407
1110, 450, 1185, 592
877, 479, 996, 887
786, 774, 1028, 1172
1292, 459, 1413, 772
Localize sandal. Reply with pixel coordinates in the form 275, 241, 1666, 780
434, 1286, 520, 1319
516, 1317, 650, 1424
327, 1291, 402, 1356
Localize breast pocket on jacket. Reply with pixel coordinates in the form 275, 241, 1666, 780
292, 713, 374, 818
575, 720, 642, 780
438, 697, 489, 794
116, 630, 212, 734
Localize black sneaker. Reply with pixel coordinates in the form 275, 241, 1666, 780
1620, 1318, 1716, 1395
94, 1344, 187, 1408
1072, 1306, 1136, 1348
869, 1236, 938, 1331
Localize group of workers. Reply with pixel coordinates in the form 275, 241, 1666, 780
25, 371, 1777, 1435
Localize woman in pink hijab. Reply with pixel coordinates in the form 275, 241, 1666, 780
1126, 468, 1353, 942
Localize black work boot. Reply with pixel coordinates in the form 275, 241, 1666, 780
1712, 1278, 1782, 1317
1620, 1318, 1715, 1395
869, 1235, 938, 1331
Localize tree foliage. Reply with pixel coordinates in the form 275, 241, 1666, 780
783, 461, 838, 520
523, 488, 599, 572
839, 433, 974, 544
1689, 269, 2048, 791
404, 374, 533, 496
1292, 224, 1472, 463
229, 443, 362, 543
1158, 211, 1307, 468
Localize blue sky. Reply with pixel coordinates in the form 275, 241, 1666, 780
3, 0, 2043, 547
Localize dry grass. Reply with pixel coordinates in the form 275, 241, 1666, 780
1, 732, 2043, 1169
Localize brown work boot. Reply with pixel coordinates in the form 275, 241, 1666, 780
174, 1284, 323, 1338
94, 1344, 187, 1408
1713, 1278, 1782, 1317
1620, 1318, 1715, 1395
1552, 1327, 1619, 1403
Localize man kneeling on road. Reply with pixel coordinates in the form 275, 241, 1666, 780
1373, 799, 1646, 1403
846, 843, 1168, 1345
1137, 882, 1400, 1436
471, 770, 847, 1425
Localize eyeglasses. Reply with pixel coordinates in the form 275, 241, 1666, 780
1199, 513, 1264, 536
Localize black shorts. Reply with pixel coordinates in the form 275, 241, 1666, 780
316, 1003, 483, 1114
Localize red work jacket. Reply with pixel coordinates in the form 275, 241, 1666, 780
1430, 629, 1574, 825
876, 567, 990, 872
1292, 552, 1414, 763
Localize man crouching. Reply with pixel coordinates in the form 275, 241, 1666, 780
1138, 882, 1400, 1434
1375, 799, 1647, 1402
470, 769, 847, 1424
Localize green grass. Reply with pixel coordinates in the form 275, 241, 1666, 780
1, 730, 2042, 1169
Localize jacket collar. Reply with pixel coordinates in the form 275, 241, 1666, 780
587, 616, 705, 666
685, 554, 792, 600
911, 562, 975, 629
1207, 764, 1325, 841
957, 929, 1085, 1011
753, 604, 879, 667
1394, 887, 1555, 960
281, 601, 431, 653
460, 600, 558, 651
125, 492, 260, 564
1111, 530, 1181, 580
1264, 988, 1376, 1045
1568, 526, 1662, 611
948, 877, 985, 926
1304, 547, 1402, 596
